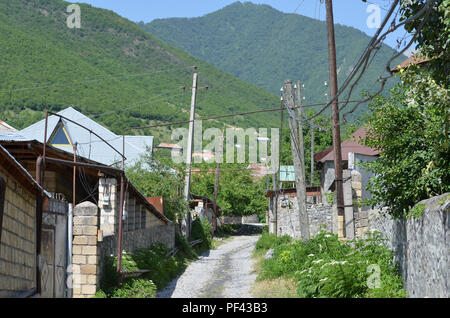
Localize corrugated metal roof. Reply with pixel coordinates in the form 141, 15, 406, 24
315, 127, 380, 163
0, 130, 33, 142
0, 120, 16, 132
0, 144, 51, 197
19, 107, 153, 166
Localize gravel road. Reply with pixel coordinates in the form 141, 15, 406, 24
157, 235, 260, 298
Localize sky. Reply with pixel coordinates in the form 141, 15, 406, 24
76, 0, 413, 55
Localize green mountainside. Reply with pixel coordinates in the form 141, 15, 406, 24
142, 1, 406, 119
0, 0, 280, 139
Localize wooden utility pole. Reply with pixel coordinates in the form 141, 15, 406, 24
284, 80, 310, 242
183, 67, 198, 240
325, 0, 345, 232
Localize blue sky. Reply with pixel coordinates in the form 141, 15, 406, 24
76, 0, 413, 54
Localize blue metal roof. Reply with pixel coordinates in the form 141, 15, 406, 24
19, 107, 153, 167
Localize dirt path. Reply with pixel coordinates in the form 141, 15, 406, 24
157, 235, 260, 298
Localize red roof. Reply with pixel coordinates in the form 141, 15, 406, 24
314, 127, 379, 163
391, 54, 430, 73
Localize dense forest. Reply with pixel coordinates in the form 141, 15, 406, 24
0, 0, 281, 142
142, 1, 406, 120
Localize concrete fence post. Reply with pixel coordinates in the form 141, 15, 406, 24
71, 201, 100, 298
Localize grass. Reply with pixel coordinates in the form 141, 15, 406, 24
250, 253, 298, 298
252, 230, 406, 298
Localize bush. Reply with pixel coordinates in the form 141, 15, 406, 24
191, 217, 212, 251
111, 278, 157, 298
255, 230, 406, 298
98, 242, 192, 298
254, 231, 292, 255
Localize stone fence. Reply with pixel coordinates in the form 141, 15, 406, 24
367, 193, 449, 298
71, 201, 174, 298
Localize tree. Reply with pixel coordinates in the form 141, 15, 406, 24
362, 68, 450, 218
190, 163, 268, 221
126, 150, 188, 223
399, 0, 449, 87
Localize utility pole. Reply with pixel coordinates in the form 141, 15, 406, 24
325, 0, 345, 234
310, 119, 315, 186
295, 80, 306, 181
284, 80, 310, 242
183, 67, 198, 240
212, 131, 223, 237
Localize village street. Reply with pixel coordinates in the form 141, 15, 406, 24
157, 235, 260, 298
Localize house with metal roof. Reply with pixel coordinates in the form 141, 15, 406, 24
18, 107, 153, 167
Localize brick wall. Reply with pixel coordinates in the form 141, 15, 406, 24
0, 168, 36, 297
71, 201, 100, 298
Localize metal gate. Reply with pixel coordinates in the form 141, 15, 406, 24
40, 197, 68, 298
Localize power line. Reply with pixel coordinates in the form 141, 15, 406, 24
123, 99, 367, 132
306, 0, 432, 122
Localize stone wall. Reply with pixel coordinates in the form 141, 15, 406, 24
0, 170, 36, 297
275, 191, 333, 239
368, 193, 449, 298
100, 223, 175, 259
218, 214, 259, 225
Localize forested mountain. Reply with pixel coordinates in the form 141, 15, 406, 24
142, 1, 406, 119
0, 0, 280, 139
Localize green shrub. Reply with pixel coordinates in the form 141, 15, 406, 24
255, 230, 406, 298
98, 242, 193, 297
191, 217, 212, 251
254, 231, 292, 255
111, 278, 157, 298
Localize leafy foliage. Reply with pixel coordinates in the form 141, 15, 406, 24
0, 0, 280, 136
190, 163, 268, 219
256, 230, 406, 298
191, 217, 213, 251
98, 240, 198, 298
362, 69, 450, 218
126, 151, 187, 222
142, 2, 404, 120
399, 0, 450, 87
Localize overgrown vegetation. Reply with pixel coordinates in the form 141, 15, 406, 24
254, 230, 406, 298
363, 69, 450, 219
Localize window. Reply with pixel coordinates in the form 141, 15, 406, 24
49, 122, 72, 147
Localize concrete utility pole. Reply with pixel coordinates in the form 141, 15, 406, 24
310, 119, 315, 186
183, 67, 198, 240
325, 0, 345, 232
284, 80, 310, 242
212, 132, 223, 237
295, 80, 306, 181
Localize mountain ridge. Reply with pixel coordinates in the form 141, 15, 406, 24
142, 1, 406, 119
0, 0, 280, 140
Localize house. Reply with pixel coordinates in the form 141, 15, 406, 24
0, 122, 174, 297
0, 144, 50, 297
314, 127, 379, 205
18, 107, 153, 167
